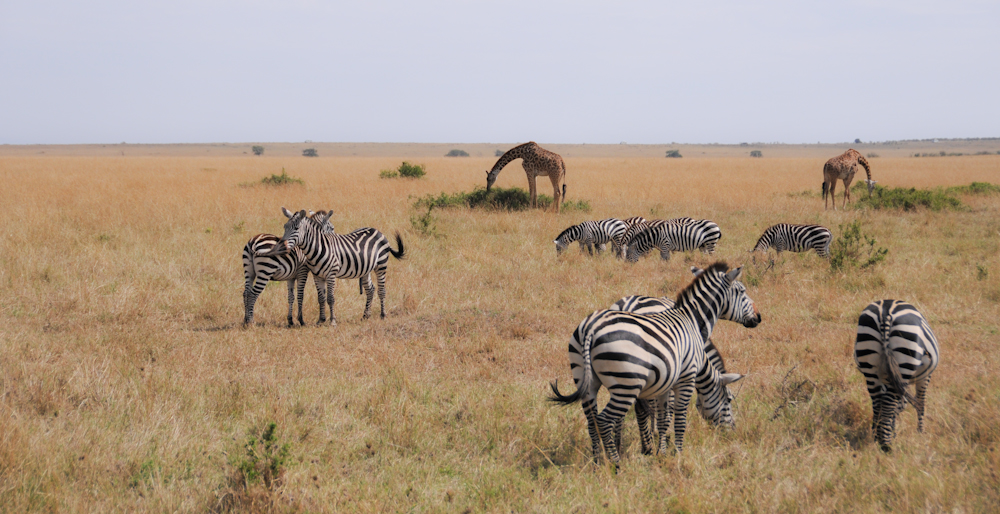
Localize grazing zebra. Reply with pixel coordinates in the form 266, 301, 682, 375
609, 290, 731, 456
550, 262, 760, 466
264, 208, 406, 325
855, 300, 940, 452
625, 219, 721, 263
752, 223, 832, 258
554, 218, 627, 256
242, 234, 312, 327
617, 217, 693, 259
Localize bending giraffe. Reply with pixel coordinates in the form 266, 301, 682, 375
486, 142, 567, 213
822, 149, 876, 210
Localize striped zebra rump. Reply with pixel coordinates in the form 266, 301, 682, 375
242, 234, 311, 327
617, 217, 694, 259
855, 299, 940, 451
752, 224, 832, 258
625, 219, 721, 263
554, 218, 626, 255
550, 263, 754, 466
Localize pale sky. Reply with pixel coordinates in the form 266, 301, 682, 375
2, 1, 998, 145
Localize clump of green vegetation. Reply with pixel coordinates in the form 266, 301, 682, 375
380, 161, 426, 179
302, 148, 318, 157
866, 152, 879, 158
830, 220, 888, 271
413, 186, 590, 212
445, 149, 469, 157
495, 149, 504, 157
977, 264, 989, 281
410, 205, 440, 237
251, 145, 264, 156
750, 150, 762, 158
259, 168, 304, 186
379, 169, 399, 179
219, 422, 291, 511
945, 182, 1000, 195
665, 150, 682, 158
851, 182, 962, 211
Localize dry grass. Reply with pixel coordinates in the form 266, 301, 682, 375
1, 152, 999, 512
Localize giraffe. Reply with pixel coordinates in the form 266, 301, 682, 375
486, 142, 567, 213
822, 149, 876, 210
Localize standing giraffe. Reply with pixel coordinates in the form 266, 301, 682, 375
486, 142, 567, 213
822, 149, 876, 210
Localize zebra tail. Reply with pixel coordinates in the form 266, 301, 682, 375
549, 330, 594, 405
880, 327, 922, 410
389, 232, 406, 260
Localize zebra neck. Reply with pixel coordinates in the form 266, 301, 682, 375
300, 223, 329, 265
675, 292, 721, 344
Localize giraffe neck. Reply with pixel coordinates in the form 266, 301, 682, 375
490, 143, 533, 174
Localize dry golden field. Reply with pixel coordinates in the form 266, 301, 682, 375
1, 149, 999, 512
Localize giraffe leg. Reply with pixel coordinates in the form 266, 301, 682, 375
527, 173, 537, 209
829, 181, 838, 211
843, 177, 854, 209
549, 174, 562, 214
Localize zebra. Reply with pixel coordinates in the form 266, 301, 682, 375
616, 217, 693, 259
625, 219, 721, 263
263, 208, 406, 325
242, 233, 313, 327
549, 262, 760, 467
855, 300, 940, 452
554, 218, 627, 256
609, 290, 731, 456
752, 223, 832, 258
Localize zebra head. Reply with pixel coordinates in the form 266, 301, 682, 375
696, 371, 744, 427
271, 207, 332, 253
688, 265, 762, 329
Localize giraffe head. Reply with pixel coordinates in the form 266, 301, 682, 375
865, 179, 877, 197
485, 170, 498, 192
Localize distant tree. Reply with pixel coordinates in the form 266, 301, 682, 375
302, 148, 318, 157
866, 152, 879, 158
750, 150, 763, 158
665, 150, 682, 158
252, 145, 264, 156
445, 149, 469, 157
855, 138, 862, 144
495, 149, 504, 157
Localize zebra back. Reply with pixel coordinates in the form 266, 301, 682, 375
752, 223, 832, 257
625, 219, 720, 262
555, 218, 626, 254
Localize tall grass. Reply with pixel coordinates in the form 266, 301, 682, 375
0, 153, 998, 512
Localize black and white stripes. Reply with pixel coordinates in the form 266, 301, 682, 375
554, 218, 627, 255
242, 234, 312, 327
855, 300, 940, 451
625, 218, 722, 262
752, 224, 832, 258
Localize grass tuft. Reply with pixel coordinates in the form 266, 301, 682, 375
258, 168, 304, 187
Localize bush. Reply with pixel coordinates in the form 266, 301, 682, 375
665, 150, 682, 158
302, 148, 318, 157
830, 220, 888, 271
750, 150, 762, 158
495, 149, 504, 157
379, 169, 399, 179
398, 161, 425, 178
413, 186, 590, 212
251, 145, 264, 156
218, 422, 290, 511
851, 182, 964, 211
945, 182, 1000, 195
445, 149, 469, 157
866, 152, 879, 158
410, 205, 440, 237
259, 168, 304, 186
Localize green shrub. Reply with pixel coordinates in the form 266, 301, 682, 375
302, 148, 318, 157
410, 205, 440, 237
945, 182, 1000, 195
830, 220, 888, 271
398, 161, 425, 178
235, 422, 290, 490
851, 182, 964, 211
413, 186, 590, 212
665, 150, 682, 158
260, 168, 304, 186
750, 150, 762, 158
379, 169, 399, 179
251, 145, 264, 156
495, 149, 504, 157
445, 149, 469, 157
866, 152, 879, 158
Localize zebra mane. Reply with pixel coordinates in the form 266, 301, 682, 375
675, 261, 730, 305
555, 224, 579, 242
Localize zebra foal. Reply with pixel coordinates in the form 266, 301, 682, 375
855, 300, 940, 452
553, 218, 626, 256
752, 223, 832, 258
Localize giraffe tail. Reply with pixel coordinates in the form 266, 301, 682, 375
822, 181, 828, 201
562, 183, 567, 200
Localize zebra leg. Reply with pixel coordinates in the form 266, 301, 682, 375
581, 396, 604, 464
658, 244, 671, 261
596, 393, 636, 467
613, 416, 624, 455
285, 279, 295, 327
327, 278, 337, 326
671, 379, 697, 453
361, 274, 375, 320
376, 267, 388, 319
243, 273, 272, 326
867, 381, 886, 434
294, 268, 308, 326
656, 393, 672, 454
915, 376, 931, 433
635, 400, 655, 456
876, 391, 901, 452
314, 276, 328, 324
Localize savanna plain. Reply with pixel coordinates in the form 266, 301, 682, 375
1, 147, 999, 513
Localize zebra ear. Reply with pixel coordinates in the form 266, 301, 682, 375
690, 266, 704, 277
725, 267, 743, 283
297, 210, 307, 219
281, 207, 294, 219
721, 373, 744, 385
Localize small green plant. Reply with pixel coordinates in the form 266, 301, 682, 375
750, 150, 763, 158
379, 169, 399, 179
410, 205, 440, 237
977, 264, 989, 281
260, 168, 304, 186
302, 148, 318, 157
665, 150, 682, 158
251, 145, 264, 156
830, 220, 888, 271
398, 161, 426, 178
445, 149, 469, 157
235, 422, 290, 490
